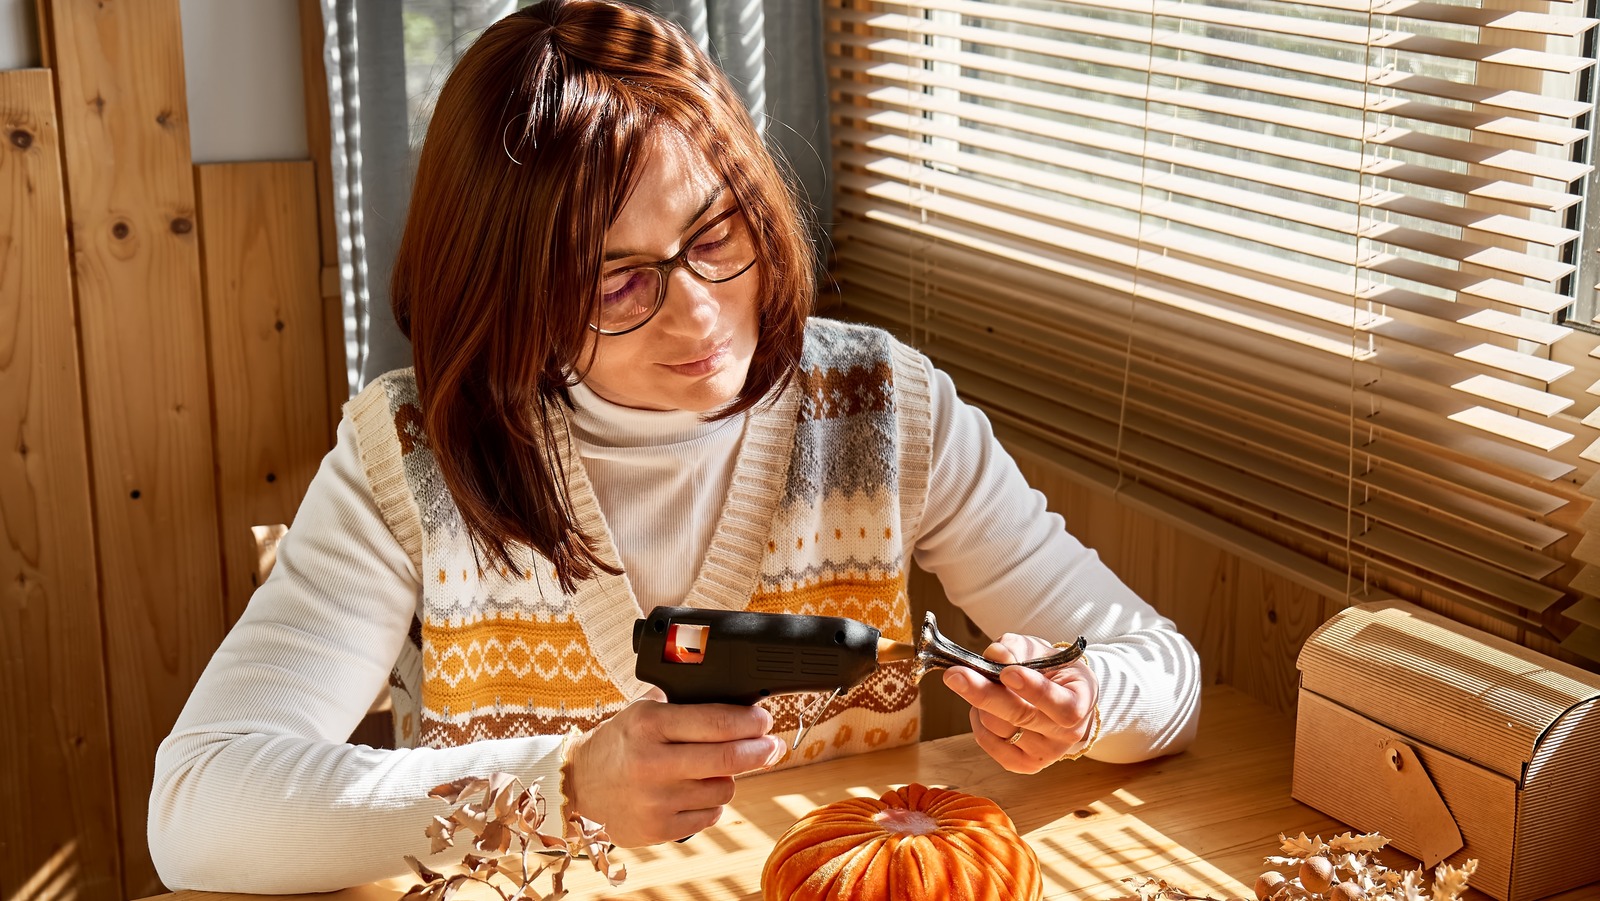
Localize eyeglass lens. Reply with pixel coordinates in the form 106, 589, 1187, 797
594, 209, 756, 334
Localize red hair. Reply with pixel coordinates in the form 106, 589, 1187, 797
391, 0, 814, 589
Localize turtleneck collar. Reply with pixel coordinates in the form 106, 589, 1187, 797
567, 380, 743, 448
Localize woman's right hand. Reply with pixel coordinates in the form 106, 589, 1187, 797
563, 690, 785, 846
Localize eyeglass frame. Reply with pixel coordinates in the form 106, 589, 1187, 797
589, 205, 759, 337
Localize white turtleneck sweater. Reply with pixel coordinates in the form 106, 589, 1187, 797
150, 359, 1201, 893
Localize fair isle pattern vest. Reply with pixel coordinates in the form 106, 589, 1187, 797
347, 319, 932, 768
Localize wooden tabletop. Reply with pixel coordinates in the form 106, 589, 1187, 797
143, 686, 1600, 901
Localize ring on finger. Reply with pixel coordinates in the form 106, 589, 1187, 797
1005, 727, 1025, 745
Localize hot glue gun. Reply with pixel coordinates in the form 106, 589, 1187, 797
631, 606, 914, 706
631, 605, 1087, 712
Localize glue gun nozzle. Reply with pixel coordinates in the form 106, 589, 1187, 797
876, 638, 917, 664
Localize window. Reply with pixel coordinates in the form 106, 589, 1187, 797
826, 0, 1600, 659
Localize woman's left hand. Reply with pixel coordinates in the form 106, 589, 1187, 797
941, 632, 1099, 774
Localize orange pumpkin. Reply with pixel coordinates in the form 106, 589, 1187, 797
761, 783, 1043, 901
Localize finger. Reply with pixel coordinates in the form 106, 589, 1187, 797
967, 707, 1047, 776
999, 664, 1092, 730
658, 774, 738, 815
974, 708, 1019, 742
664, 805, 727, 844
993, 633, 1057, 665
650, 702, 774, 744
945, 664, 1052, 733
655, 735, 786, 780
941, 664, 996, 701
984, 641, 1018, 666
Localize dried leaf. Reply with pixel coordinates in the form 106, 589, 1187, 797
1123, 875, 1168, 901
426, 815, 457, 855
1399, 868, 1427, 901
454, 801, 490, 836
478, 821, 514, 856
486, 772, 518, 817
1333, 853, 1364, 878
1117, 876, 1226, 901
1431, 859, 1477, 901
1279, 833, 1329, 859
1329, 832, 1390, 854
404, 855, 443, 883
406, 772, 622, 900
429, 777, 489, 806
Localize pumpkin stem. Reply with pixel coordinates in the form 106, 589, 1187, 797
873, 808, 939, 836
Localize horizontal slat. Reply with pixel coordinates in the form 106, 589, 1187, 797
839, 265, 1570, 548
836, 247, 1573, 521
830, 2, 1591, 119
986, 419, 1362, 600
837, 171, 1574, 391
935, 356, 1567, 611
1447, 406, 1574, 451
1564, 597, 1600, 629
844, 2, 1595, 74
837, 129, 1572, 288
831, 31, 1590, 148
834, 206, 1577, 482
987, 416, 1543, 634
841, 108, 1580, 252
1452, 375, 1572, 418
862, 0, 1599, 39
833, 57, 1594, 184
903, 301, 1566, 576
1453, 344, 1572, 385
832, 85, 1581, 212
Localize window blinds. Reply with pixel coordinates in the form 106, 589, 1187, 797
824, 0, 1600, 658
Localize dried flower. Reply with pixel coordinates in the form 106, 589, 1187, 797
400, 773, 626, 901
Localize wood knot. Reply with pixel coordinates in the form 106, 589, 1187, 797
8, 129, 32, 149
170, 217, 192, 235
111, 221, 131, 239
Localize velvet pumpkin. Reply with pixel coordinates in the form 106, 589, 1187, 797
761, 783, 1043, 901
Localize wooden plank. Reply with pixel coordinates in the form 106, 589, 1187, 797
0, 66, 121, 901
297, 0, 348, 433
44, 1, 224, 895
195, 162, 329, 625
1229, 559, 1332, 714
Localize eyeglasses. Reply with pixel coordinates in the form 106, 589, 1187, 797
591, 206, 758, 336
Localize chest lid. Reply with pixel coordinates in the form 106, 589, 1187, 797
1296, 600, 1600, 782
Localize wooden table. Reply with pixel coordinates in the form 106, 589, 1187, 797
143, 686, 1600, 901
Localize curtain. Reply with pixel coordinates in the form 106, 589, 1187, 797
312, 0, 833, 390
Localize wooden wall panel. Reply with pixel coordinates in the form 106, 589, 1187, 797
44, 1, 224, 894
0, 67, 120, 900
196, 161, 329, 625
1227, 563, 1329, 713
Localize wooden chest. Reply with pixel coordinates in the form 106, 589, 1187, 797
1292, 600, 1600, 901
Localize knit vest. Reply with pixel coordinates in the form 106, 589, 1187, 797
347, 318, 932, 769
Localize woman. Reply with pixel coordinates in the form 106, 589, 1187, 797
149, 0, 1201, 892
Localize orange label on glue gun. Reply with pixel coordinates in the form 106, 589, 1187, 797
664, 623, 708, 664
